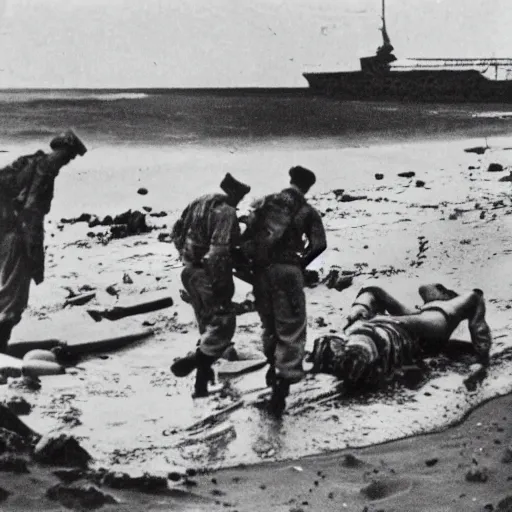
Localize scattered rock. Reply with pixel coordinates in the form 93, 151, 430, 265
360, 477, 411, 500
398, 171, 415, 178
168, 471, 182, 482
425, 458, 439, 467
303, 269, 320, 288
3, 396, 31, 416
137, 187, 148, 195
0, 454, 29, 473
501, 445, 512, 464
341, 453, 364, 468
499, 172, 512, 182
375, 173, 384, 180
142, 206, 152, 213
0, 428, 28, 454
46, 484, 117, 510
53, 468, 86, 484
464, 146, 488, 155
101, 470, 167, 492
480, 211, 486, 219
105, 285, 119, 297
33, 434, 92, 468
465, 467, 489, 483
333, 275, 353, 292
0, 487, 9, 502
497, 495, 512, 511
109, 210, 150, 239
315, 317, 328, 328
415, 180, 426, 188
122, 273, 133, 284
133, 473, 168, 492
150, 211, 168, 218
322, 268, 353, 291
487, 163, 504, 172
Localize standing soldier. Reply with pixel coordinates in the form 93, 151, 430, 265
0, 131, 87, 353
170, 173, 251, 398
242, 166, 327, 416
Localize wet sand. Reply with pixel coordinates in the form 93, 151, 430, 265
3, 393, 511, 511
2, 134, 512, 510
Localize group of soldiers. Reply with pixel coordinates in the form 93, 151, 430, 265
0, 132, 493, 419
170, 166, 327, 416
170, 167, 492, 416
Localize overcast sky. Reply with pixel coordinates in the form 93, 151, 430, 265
0, 0, 510, 88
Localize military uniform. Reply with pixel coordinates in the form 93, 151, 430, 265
171, 173, 251, 397
310, 288, 492, 389
247, 183, 327, 385
179, 193, 240, 359
0, 131, 87, 352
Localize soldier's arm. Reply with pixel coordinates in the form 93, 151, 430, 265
17, 154, 67, 285
202, 204, 239, 305
22, 153, 62, 216
302, 208, 327, 268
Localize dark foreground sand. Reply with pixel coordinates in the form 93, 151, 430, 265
2, 392, 511, 512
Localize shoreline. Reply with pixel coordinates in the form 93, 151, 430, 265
2, 392, 511, 511
2, 131, 512, 509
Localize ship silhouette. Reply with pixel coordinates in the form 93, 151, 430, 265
303, 0, 512, 102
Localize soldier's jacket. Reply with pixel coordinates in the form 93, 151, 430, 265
176, 193, 240, 302
0, 151, 59, 285
311, 318, 422, 388
241, 187, 326, 267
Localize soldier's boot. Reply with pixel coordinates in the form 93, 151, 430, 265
265, 364, 276, 387
170, 351, 198, 377
192, 351, 216, 399
468, 289, 492, 365
268, 377, 290, 418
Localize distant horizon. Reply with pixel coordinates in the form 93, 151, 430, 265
0, 86, 309, 91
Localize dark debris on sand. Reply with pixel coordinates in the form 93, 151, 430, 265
60, 209, 167, 243
46, 483, 117, 510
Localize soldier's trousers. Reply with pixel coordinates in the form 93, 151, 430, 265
0, 322, 13, 354
253, 263, 306, 383
181, 265, 236, 360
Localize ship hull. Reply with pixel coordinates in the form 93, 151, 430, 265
303, 69, 512, 102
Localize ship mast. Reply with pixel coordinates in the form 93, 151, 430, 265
380, 0, 392, 48
376, 0, 395, 61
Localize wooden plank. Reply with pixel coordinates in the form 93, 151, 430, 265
90, 291, 173, 321
216, 359, 267, 377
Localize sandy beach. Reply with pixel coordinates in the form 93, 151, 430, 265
2, 130, 512, 511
